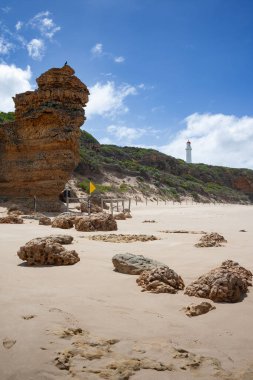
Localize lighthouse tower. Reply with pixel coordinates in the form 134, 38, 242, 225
186, 140, 192, 163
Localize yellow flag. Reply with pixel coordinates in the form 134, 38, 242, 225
89, 181, 96, 194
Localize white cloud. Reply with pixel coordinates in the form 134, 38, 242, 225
100, 137, 113, 144
107, 125, 146, 142
15, 21, 23, 31
0, 36, 13, 54
27, 38, 45, 60
86, 81, 137, 118
29, 11, 61, 39
160, 113, 253, 169
114, 56, 125, 63
0, 63, 32, 112
91, 43, 103, 56
1, 6, 11, 13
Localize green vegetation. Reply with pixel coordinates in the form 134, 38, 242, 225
75, 130, 253, 203
0, 111, 15, 123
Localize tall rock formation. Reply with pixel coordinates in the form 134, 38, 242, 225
0, 65, 89, 210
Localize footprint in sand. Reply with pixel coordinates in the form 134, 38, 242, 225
3, 338, 16, 349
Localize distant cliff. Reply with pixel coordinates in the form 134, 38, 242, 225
75, 131, 253, 203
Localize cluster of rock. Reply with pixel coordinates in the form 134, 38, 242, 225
185, 260, 252, 302
89, 234, 158, 243
136, 267, 185, 294
0, 65, 89, 211
195, 232, 227, 247
17, 235, 79, 266
112, 254, 252, 306
51, 213, 117, 232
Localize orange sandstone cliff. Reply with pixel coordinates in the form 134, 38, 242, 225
0, 65, 89, 210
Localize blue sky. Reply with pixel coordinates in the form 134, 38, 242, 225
1, 0, 253, 168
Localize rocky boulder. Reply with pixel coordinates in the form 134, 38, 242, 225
80, 202, 103, 213
185, 260, 252, 302
0, 215, 23, 224
195, 232, 227, 247
182, 302, 216, 317
75, 213, 117, 232
17, 235, 78, 266
136, 266, 185, 293
52, 217, 73, 229
112, 253, 167, 275
39, 216, 51, 225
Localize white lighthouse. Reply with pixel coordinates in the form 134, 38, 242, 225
186, 140, 192, 163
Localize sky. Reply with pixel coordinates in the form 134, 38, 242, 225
1, 0, 253, 169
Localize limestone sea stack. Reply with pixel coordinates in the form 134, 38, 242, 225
0, 65, 89, 211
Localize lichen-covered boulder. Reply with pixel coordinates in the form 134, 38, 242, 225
52, 217, 73, 229
136, 266, 185, 293
185, 260, 252, 302
112, 253, 166, 275
182, 302, 216, 317
0, 216, 23, 224
39, 216, 51, 225
195, 232, 227, 247
75, 213, 117, 232
17, 235, 79, 266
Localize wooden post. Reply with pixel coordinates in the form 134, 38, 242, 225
122, 200, 125, 212
66, 191, 69, 212
34, 196, 37, 213
110, 200, 113, 215
117, 200, 119, 212
128, 198, 131, 211
88, 197, 91, 216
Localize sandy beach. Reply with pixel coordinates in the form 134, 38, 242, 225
0, 202, 253, 379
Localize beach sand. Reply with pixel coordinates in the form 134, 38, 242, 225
0, 202, 253, 379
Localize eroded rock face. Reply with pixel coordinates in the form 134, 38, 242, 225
0, 65, 89, 211
185, 260, 252, 303
75, 213, 117, 232
112, 253, 167, 275
17, 235, 78, 265
136, 266, 185, 293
